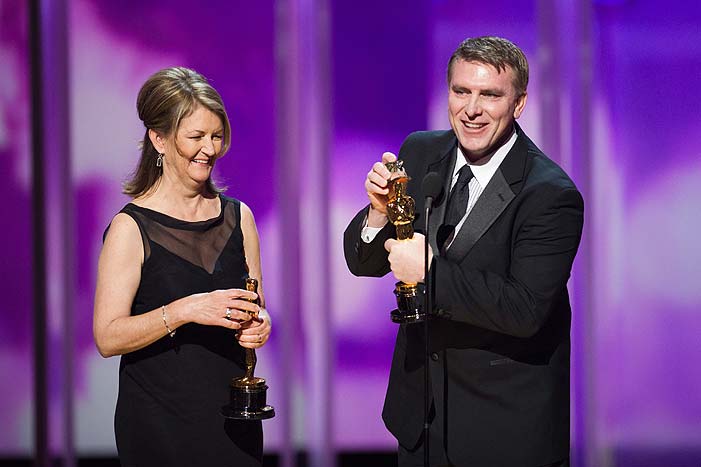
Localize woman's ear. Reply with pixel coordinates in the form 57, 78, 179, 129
148, 129, 166, 153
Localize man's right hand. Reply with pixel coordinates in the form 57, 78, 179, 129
365, 152, 397, 227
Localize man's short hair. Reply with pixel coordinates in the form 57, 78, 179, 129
447, 36, 529, 96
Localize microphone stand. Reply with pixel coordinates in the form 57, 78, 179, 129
423, 197, 434, 467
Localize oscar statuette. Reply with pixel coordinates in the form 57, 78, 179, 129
221, 278, 275, 420
385, 160, 425, 323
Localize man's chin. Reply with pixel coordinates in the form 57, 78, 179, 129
458, 142, 489, 161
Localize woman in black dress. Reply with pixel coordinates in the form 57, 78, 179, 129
93, 67, 271, 467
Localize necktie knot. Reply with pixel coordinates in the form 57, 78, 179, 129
454, 165, 474, 191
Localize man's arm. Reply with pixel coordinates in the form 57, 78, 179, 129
343, 206, 395, 277
433, 187, 584, 338
343, 151, 399, 277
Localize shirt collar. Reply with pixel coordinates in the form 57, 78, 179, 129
452, 128, 518, 188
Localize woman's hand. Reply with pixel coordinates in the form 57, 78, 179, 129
173, 288, 259, 330
236, 307, 271, 349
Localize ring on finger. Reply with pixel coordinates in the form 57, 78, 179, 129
225, 308, 232, 320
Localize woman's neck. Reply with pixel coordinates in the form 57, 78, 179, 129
133, 177, 218, 221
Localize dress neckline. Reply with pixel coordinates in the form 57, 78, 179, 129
127, 196, 226, 230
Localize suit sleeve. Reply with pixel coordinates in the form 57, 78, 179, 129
343, 205, 395, 277
433, 186, 584, 338
342, 132, 427, 278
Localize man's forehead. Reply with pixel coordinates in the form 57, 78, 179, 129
457, 59, 513, 74
450, 60, 517, 88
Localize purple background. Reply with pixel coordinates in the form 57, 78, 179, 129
1, 0, 700, 464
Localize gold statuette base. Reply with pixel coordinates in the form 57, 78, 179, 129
221, 376, 275, 420
390, 281, 426, 324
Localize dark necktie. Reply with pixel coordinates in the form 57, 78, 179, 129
444, 165, 474, 228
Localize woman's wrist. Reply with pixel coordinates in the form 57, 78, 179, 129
163, 297, 189, 329
161, 305, 176, 337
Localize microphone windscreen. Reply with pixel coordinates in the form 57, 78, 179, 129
422, 172, 443, 201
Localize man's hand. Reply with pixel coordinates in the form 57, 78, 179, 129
365, 152, 397, 227
384, 233, 433, 284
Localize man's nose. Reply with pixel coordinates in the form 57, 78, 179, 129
464, 95, 482, 118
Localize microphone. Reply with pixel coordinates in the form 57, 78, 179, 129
420, 171, 443, 467
422, 172, 444, 209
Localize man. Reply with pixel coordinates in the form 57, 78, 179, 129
344, 36, 583, 467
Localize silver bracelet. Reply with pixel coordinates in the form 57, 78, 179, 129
162, 305, 176, 337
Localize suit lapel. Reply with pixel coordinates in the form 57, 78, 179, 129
446, 128, 529, 262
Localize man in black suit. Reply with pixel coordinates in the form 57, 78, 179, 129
344, 36, 583, 466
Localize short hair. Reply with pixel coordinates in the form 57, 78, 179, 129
124, 67, 231, 197
447, 36, 529, 96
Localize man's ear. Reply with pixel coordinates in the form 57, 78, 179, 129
148, 129, 166, 153
513, 92, 527, 119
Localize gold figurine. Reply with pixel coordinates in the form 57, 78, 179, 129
386, 160, 416, 241
221, 278, 275, 420
385, 160, 425, 323
231, 278, 266, 387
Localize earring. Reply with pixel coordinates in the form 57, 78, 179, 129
156, 153, 164, 167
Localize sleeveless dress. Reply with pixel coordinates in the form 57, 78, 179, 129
112, 195, 263, 467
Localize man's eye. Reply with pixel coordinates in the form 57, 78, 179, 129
213, 135, 223, 140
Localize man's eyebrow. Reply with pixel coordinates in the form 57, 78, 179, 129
480, 88, 505, 95
451, 84, 505, 95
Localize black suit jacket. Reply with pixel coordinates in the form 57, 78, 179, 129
343, 126, 584, 466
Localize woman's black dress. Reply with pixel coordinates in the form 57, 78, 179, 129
113, 196, 262, 467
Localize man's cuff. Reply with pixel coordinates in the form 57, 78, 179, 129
361, 212, 390, 243
361, 225, 384, 243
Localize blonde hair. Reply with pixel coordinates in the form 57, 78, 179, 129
124, 67, 231, 197
447, 36, 529, 96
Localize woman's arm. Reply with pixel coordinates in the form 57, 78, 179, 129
93, 213, 256, 357
236, 202, 272, 349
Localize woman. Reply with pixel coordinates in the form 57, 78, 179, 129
93, 67, 271, 467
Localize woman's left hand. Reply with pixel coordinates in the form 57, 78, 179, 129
236, 307, 271, 349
